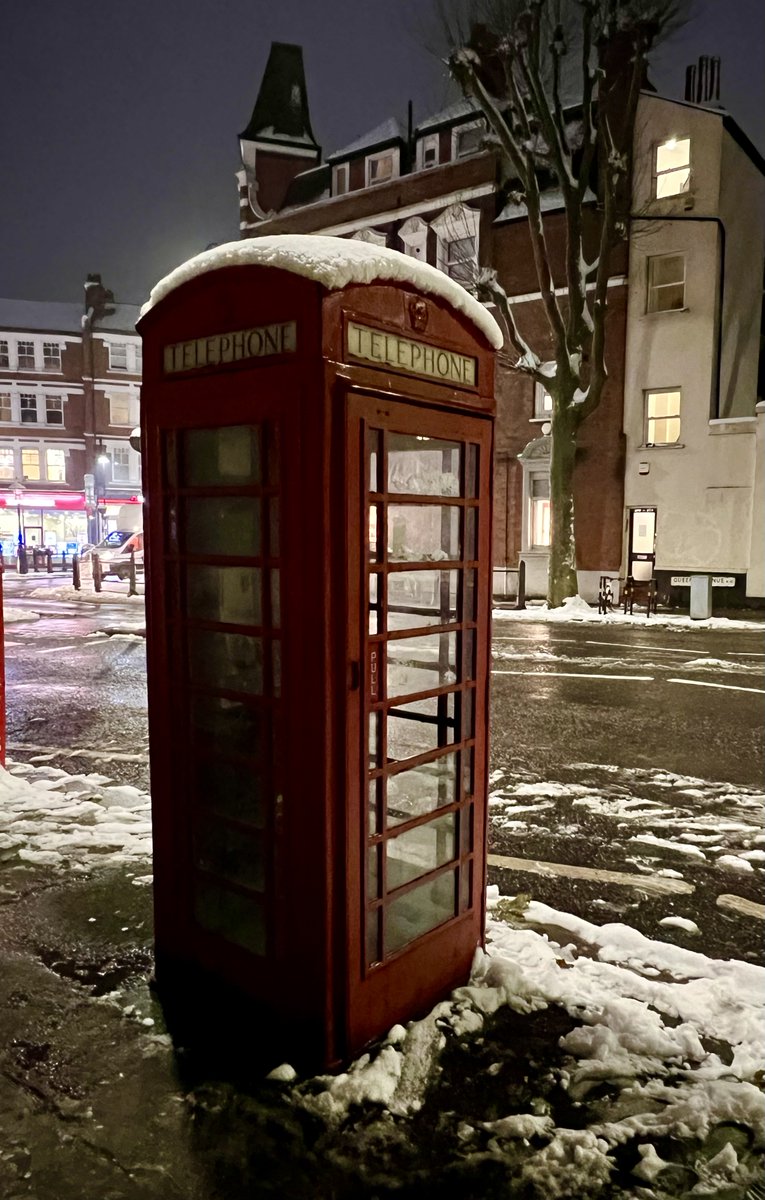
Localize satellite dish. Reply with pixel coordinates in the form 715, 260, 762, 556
129, 426, 141, 453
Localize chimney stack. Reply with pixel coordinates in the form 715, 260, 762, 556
684, 55, 721, 105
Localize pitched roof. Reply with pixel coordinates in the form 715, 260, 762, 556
0, 298, 83, 334
328, 118, 407, 162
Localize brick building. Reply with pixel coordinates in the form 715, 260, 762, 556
235, 43, 764, 601
0, 275, 142, 553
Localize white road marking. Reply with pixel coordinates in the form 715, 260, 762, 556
492, 669, 654, 681
668, 677, 765, 695
487, 853, 694, 895
585, 639, 699, 655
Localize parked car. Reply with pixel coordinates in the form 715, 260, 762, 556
81, 530, 144, 580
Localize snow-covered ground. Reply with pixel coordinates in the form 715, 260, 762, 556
0, 758, 762, 1197
494, 594, 765, 633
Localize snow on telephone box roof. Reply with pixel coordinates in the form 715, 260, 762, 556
140, 234, 504, 350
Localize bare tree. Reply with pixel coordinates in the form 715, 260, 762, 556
442, 0, 682, 605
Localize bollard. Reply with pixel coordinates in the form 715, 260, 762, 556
17, 546, 28, 575
93, 552, 102, 593
514, 559, 526, 610
46, 548, 53, 574
32, 548, 40, 572
128, 549, 138, 597
61, 550, 67, 571
72, 554, 81, 590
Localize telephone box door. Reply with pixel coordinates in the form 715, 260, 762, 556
345, 393, 492, 1051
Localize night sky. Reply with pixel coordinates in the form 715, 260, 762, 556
2, 0, 762, 307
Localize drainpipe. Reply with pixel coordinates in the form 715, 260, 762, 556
629, 212, 726, 418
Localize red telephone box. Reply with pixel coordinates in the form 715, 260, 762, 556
137, 237, 498, 1069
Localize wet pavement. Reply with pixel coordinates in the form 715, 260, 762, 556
0, 580, 762, 1197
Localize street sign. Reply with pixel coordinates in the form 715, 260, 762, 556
670, 575, 736, 587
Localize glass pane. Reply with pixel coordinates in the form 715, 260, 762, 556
182, 426, 261, 486
465, 444, 479, 498
387, 570, 459, 631
465, 508, 477, 561
369, 504, 382, 561
189, 694, 267, 758
462, 629, 475, 681
386, 753, 458, 826
460, 690, 474, 740
189, 630, 263, 695
369, 712, 381, 768
185, 497, 261, 557
187, 565, 262, 626
369, 779, 381, 834
194, 816, 265, 891
649, 255, 684, 288
649, 283, 685, 313
463, 747, 474, 797
647, 390, 681, 418
368, 429, 381, 492
387, 694, 456, 762
385, 869, 456, 955
387, 631, 457, 698
366, 908, 381, 966
387, 813, 456, 890
655, 138, 690, 174
650, 417, 681, 445
388, 505, 460, 562
368, 843, 381, 898
270, 571, 281, 626
194, 757, 267, 828
387, 433, 461, 497
656, 167, 690, 197
268, 498, 280, 556
369, 573, 380, 634
460, 806, 473, 855
194, 880, 265, 955
463, 570, 477, 622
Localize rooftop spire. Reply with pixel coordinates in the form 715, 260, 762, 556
239, 43, 318, 150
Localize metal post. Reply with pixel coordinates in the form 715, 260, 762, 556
46, 548, 53, 574
93, 552, 102, 593
72, 554, 81, 591
514, 560, 526, 610
128, 548, 138, 597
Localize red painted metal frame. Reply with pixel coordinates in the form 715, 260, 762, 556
138, 264, 495, 1069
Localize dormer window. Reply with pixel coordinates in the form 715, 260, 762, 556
452, 121, 484, 160
432, 205, 480, 288
417, 134, 439, 171
333, 163, 349, 196
366, 148, 399, 187
654, 137, 691, 198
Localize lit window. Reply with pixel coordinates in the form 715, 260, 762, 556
109, 342, 128, 370
333, 163, 349, 195
645, 389, 681, 445
46, 448, 66, 482
654, 137, 690, 198
647, 254, 685, 312
534, 384, 554, 420
367, 151, 396, 186
21, 448, 41, 480
0, 393, 11, 422
43, 342, 62, 370
20, 394, 38, 423
112, 445, 131, 481
0, 448, 13, 479
0, 341, 9, 368
45, 396, 64, 425
530, 476, 551, 547
110, 394, 131, 425
17, 341, 35, 369
453, 123, 484, 159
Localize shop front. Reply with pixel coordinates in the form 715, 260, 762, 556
0, 489, 89, 558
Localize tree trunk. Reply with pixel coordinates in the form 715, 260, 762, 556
547, 406, 579, 607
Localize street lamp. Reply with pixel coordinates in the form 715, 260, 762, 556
95, 446, 111, 542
